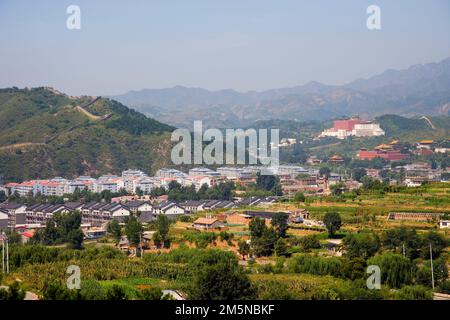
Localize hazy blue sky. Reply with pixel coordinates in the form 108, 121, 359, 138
1, 0, 449, 96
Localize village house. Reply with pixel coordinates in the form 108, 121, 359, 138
225, 211, 290, 226
417, 140, 434, 150
306, 156, 322, 165
124, 200, 153, 214
329, 155, 345, 164
439, 220, 450, 229
192, 217, 223, 230
201, 200, 236, 210
290, 209, 310, 223
26, 203, 78, 225
180, 200, 205, 213
153, 201, 186, 216
0, 203, 27, 228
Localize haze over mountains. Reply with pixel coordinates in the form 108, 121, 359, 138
111, 57, 450, 129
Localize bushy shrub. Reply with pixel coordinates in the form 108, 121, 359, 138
395, 285, 433, 300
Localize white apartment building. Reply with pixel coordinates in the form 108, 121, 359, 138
274, 165, 309, 177
135, 177, 158, 194
156, 168, 187, 179
352, 123, 385, 137
122, 169, 146, 179
216, 167, 253, 179
188, 167, 221, 177
183, 176, 213, 190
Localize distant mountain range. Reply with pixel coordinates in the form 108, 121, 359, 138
0, 87, 174, 181
111, 57, 450, 129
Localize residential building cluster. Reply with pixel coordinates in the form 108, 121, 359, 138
0, 189, 281, 230
1, 165, 320, 198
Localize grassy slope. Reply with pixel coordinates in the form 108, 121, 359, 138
0, 87, 174, 181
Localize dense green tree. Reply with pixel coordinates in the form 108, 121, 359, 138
238, 240, 250, 259
394, 285, 432, 300
79, 279, 106, 300
139, 287, 162, 300
323, 212, 342, 237
353, 168, 367, 182
420, 231, 447, 259
271, 212, 289, 238
343, 233, 380, 259
368, 252, 414, 288
330, 182, 346, 196
67, 228, 84, 249
249, 217, 266, 238
42, 281, 78, 300
124, 216, 143, 246
274, 238, 289, 257
105, 284, 128, 300
416, 256, 449, 288
341, 257, 367, 280
189, 261, 255, 300
251, 228, 278, 257
293, 192, 305, 202
107, 220, 122, 244
381, 227, 421, 259
0, 281, 26, 300
152, 214, 171, 248
319, 167, 331, 178
4, 229, 21, 244
219, 231, 234, 246
256, 173, 278, 191
31, 211, 84, 248
297, 235, 321, 252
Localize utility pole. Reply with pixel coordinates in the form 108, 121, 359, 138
1, 233, 9, 274
430, 243, 435, 289
6, 237, 9, 274
139, 233, 143, 258
1, 236, 4, 274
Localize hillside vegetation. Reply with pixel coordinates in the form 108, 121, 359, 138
0, 87, 174, 181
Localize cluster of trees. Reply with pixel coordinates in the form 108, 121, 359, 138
105, 99, 173, 135
323, 212, 342, 237
41, 280, 164, 300
6, 188, 130, 205
152, 214, 171, 248
186, 249, 255, 300
0, 282, 26, 300
237, 173, 283, 197
151, 181, 235, 202
340, 227, 449, 290
247, 213, 289, 257
31, 211, 84, 249
142, 247, 255, 300
255, 174, 283, 196
107, 214, 173, 249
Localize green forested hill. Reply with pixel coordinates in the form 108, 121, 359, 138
0, 87, 174, 182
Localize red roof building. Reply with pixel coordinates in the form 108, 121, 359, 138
333, 119, 365, 131
357, 149, 409, 161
